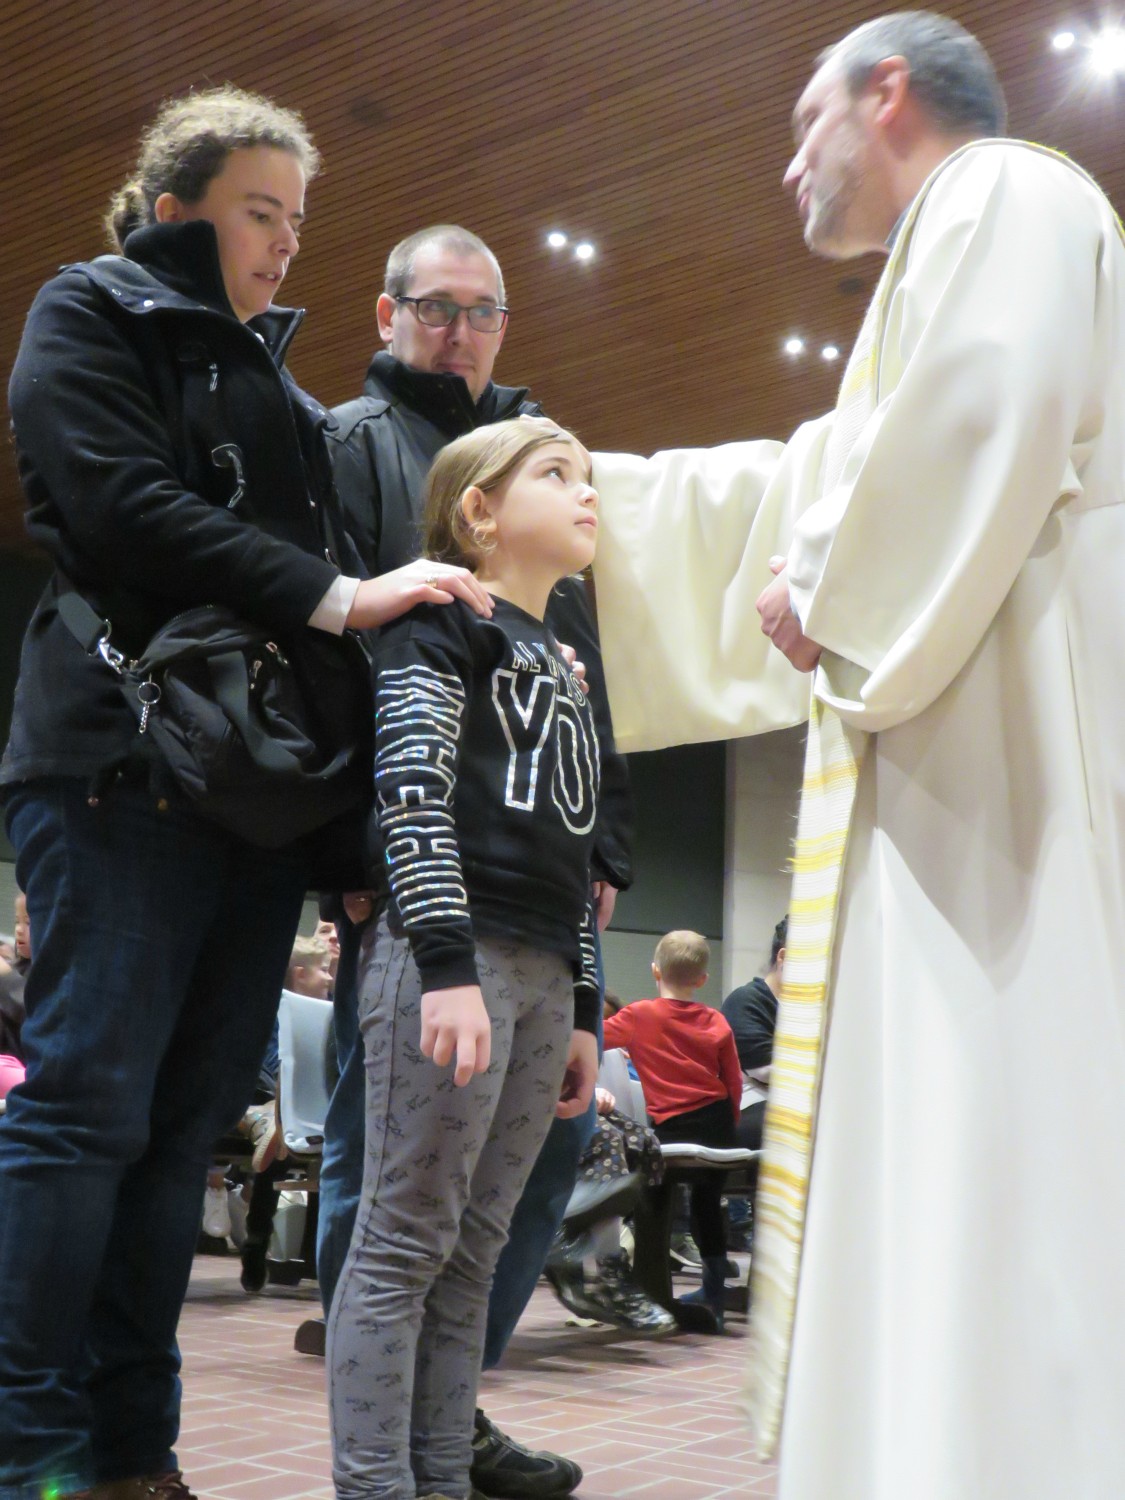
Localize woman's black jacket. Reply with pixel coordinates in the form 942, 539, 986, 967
2, 219, 363, 789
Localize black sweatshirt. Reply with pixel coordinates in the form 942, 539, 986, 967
371, 596, 600, 1033
721, 975, 779, 1072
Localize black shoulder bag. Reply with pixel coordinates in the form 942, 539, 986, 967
58, 592, 372, 850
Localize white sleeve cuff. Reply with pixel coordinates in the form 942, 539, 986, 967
307, 575, 361, 634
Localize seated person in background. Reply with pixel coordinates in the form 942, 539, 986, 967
0, 892, 31, 1098
313, 916, 341, 987
721, 913, 785, 1153
545, 1084, 675, 1335
239, 933, 334, 1291
603, 930, 741, 1325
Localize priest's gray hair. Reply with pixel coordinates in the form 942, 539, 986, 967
822, 10, 1007, 137
384, 225, 506, 305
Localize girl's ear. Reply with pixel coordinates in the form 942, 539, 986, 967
461, 485, 498, 549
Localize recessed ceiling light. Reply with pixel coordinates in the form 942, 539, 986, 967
546, 230, 568, 249
574, 241, 596, 261
1091, 27, 1125, 73
821, 344, 840, 362
783, 336, 805, 356
1051, 29, 1076, 51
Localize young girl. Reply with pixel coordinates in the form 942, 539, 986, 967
0, 87, 487, 1500
328, 418, 602, 1500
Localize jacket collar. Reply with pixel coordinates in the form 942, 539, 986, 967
79, 220, 304, 366
362, 350, 536, 436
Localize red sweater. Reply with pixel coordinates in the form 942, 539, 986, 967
603, 996, 742, 1125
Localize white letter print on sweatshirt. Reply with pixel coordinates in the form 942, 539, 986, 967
376, 663, 468, 928
492, 642, 598, 834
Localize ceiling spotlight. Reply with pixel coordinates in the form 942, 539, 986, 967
783, 336, 805, 357
1091, 27, 1125, 74
1051, 29, 1076, 51
546, 230, 568, 249
574, 241, 596, 261
821, 344, 841, 362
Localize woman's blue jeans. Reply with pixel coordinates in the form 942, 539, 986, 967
0, 778, 307, 1499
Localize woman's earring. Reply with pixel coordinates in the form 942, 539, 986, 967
470, 521, 493, 550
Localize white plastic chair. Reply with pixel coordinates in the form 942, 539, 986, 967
277, 988, 334, 1154
598, 1047, 649, 1126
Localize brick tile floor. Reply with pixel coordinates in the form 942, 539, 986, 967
178, 1256, 778, 1499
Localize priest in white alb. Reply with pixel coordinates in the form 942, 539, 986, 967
591, 12, 1125, 1498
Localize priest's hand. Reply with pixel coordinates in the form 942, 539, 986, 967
757, 558, 821, 673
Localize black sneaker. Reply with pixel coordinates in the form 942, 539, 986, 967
548, 1255, 675, 1335
470, 1408, 582, 1498
589, 1252, 677, 1334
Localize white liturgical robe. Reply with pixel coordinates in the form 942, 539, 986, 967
592, 140, 1125, 1499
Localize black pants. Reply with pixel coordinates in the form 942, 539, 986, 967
653, 1098, 736, 1260
736, 1099, 766, 1152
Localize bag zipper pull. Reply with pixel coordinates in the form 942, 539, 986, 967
137, 678, 161, 734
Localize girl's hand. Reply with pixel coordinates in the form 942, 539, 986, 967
556, 1028, 599, 1119
595, 1086, 616, 1116
420, 985, 492, 1087
346, 560, 494, 630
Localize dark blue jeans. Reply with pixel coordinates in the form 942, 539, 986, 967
0, 778, 308, 1498
318, 921, 601, 1371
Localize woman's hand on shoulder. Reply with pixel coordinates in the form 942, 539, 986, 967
346, 560, 493, 630
420, 984, 492, 1087
556, 1027, 599, 1119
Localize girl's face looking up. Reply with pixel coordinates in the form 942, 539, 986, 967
154, 146, 306, 323
472, 439, 598, 580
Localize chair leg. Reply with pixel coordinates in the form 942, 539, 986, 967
631, 1180, 676, 1310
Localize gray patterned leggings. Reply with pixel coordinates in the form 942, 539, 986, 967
327, 912, 573, 1499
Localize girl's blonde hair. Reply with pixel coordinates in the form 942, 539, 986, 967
105, 85, 319, 251
423, 418, 583, 568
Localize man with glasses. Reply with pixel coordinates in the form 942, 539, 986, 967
330, 226, 519, 572
317, 224, 632, 1500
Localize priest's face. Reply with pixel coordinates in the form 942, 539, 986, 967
784, 59, 883, 258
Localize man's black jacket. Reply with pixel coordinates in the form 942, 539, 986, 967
329, 351, 633, 890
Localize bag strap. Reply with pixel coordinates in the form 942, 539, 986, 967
208, 651, 354, 780
208, 651, 305, 775
57, 590, 127, 673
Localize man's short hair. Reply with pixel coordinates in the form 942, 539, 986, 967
653, 929, 710, 988
384, 225, 506, 304
822, 10, 1007, 137
770, 915, 789, 970
288, 934, 330, 979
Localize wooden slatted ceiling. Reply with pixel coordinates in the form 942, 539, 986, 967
2, 0, 1120, 549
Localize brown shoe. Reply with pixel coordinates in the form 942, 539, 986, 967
85, 1473, 198, 1499
294, 1316, 326, 1356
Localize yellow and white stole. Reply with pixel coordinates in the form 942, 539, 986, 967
743, 137, 1120, 1457
743, 184, 922, 1457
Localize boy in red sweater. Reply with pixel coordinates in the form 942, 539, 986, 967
603, 930, 741, 1322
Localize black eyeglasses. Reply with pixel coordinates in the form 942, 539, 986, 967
395, 296, 509, 333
